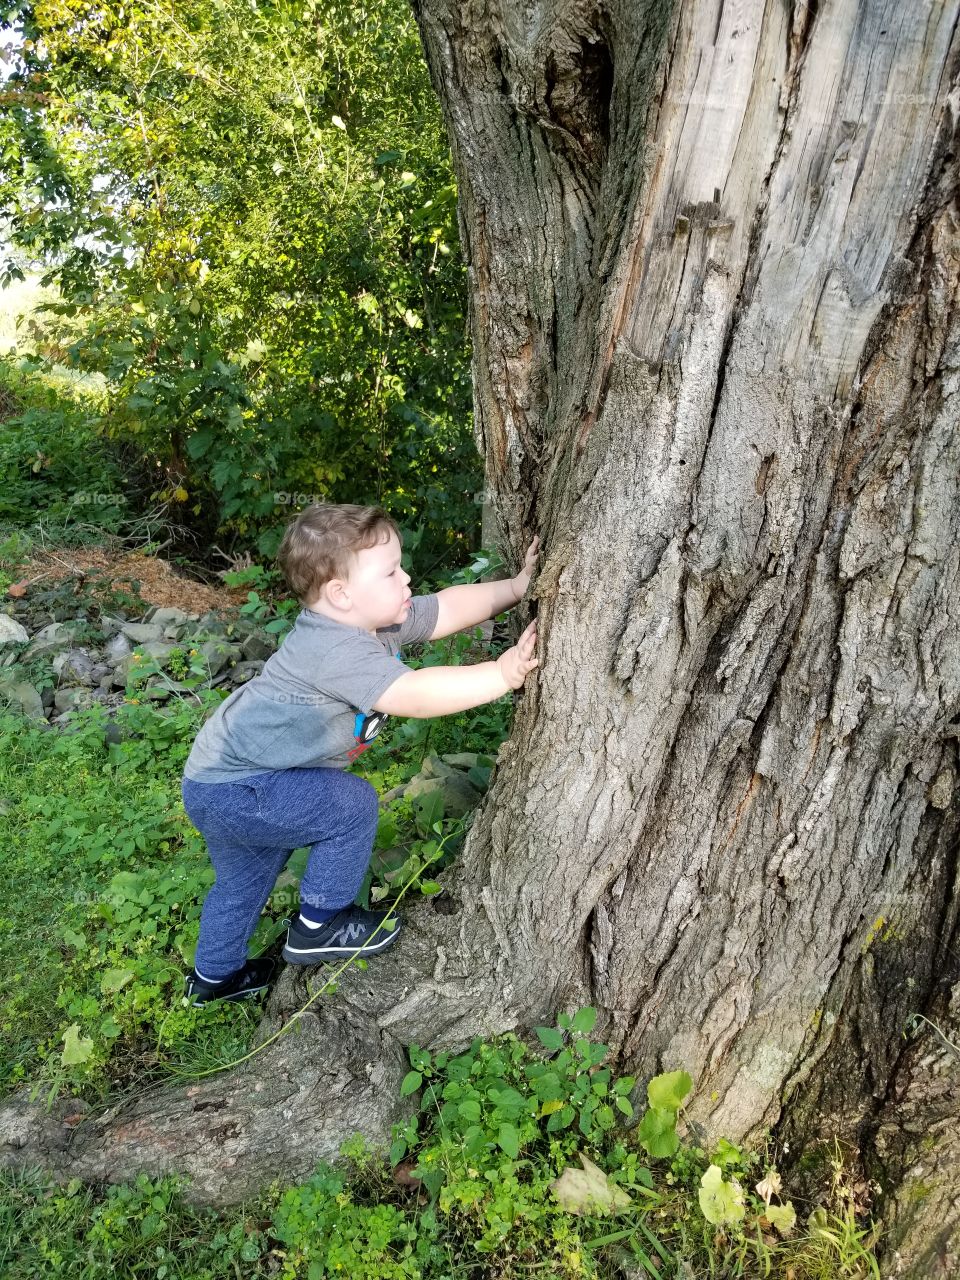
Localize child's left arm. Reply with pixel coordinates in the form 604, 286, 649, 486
429, 535, 540, 642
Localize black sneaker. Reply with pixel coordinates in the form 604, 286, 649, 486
182, 956, 277, 1007
282, 905, 401, 964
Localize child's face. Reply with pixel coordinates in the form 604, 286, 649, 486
308, 529, 412, 632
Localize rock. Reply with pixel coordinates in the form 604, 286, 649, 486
142, 606, 197, 627
98, 615, 125, 638
40, 686, 55, 711
89, 663, 113, 683
54, 688, 93, 714
196, 639, 242, 677
0, 677, 45, 720
417, 753, 458, 780
404, 771, 482, 818
240, 633, 276, 662
0, 615, 29, 647
440, 752, 495, 770
51, 648, 99, 686
229, 660, 265, 685
103, 722, 128, 746
119, 622, 166, 644
138, 640, 179, 663
111, 641, 178, 688
195, 613, 229, 636
22, 622, 73, 661
110, 656, 134, 687
105, 632, 133, 663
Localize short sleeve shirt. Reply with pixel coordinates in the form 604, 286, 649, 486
182, 592, 439, 783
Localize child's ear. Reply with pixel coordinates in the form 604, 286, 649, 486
325, 578, 351, 607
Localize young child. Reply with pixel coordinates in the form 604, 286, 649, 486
181, 501, 539, 1006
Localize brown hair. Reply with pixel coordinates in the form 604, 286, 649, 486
277, 502, 401, 606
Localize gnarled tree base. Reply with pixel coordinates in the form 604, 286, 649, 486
0, 895, 510, 1206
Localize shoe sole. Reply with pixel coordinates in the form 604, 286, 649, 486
184, 980, 271, 1007
281, 927, 401, 964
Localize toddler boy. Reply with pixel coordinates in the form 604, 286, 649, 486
181, 502, 539, 1005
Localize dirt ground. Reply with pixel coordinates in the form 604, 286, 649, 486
6, 542, 253, 614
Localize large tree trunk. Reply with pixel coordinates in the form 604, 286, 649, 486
3, 0, 959, 1267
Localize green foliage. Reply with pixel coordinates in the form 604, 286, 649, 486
0, 1019, 884, 1280
1, 0, 479, 568
635, 1067, 692, 1159
270, 1166, 437, 1279
0, 358, 135, 541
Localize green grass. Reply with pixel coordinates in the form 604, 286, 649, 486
0, 697, 244, 1100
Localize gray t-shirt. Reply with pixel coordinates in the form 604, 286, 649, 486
182, 592, 439, 783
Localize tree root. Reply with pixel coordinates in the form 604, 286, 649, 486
0, 896, 508, 1205
872, 984, 960, 1278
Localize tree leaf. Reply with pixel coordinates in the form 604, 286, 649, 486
550, 1152, 632, 1216
647, 1069, 693, 1113
636, 1106, 679, 1158
763, 1202, 797, 1237
535, 1026, 564, 1051
755, 1169, 782, 1205
399, 1071, 422, 1096
498, 1123, 519, 1159
698, 1163, 746, 1226
100, 967, 134, 995
61, 1023, 94, 1066
571, 1006, 597, 1035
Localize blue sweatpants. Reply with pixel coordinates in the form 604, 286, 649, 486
180, 767, 380, 979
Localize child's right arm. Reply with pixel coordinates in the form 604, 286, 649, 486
372, 620, 538, 718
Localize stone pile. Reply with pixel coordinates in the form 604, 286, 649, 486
0, 602, 276, 726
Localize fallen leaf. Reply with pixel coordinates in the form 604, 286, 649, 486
550, 1152, 632, 1216
755, 1169, 782, 1205
392, 1159, 422, 1187
698, 1163, 745, 1226
61, 1024, 94, 1067
764, 1201, 797, 1237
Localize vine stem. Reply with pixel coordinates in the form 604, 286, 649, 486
906, 1012, 960, 1059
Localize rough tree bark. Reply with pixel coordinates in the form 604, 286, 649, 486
3, 1, 959, 1270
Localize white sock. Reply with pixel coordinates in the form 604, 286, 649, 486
194, 967, 228, 984
298, 914, 327, 931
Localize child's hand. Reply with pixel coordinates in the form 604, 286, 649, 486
512, 534, 540, 601
496, 619, 539, 690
